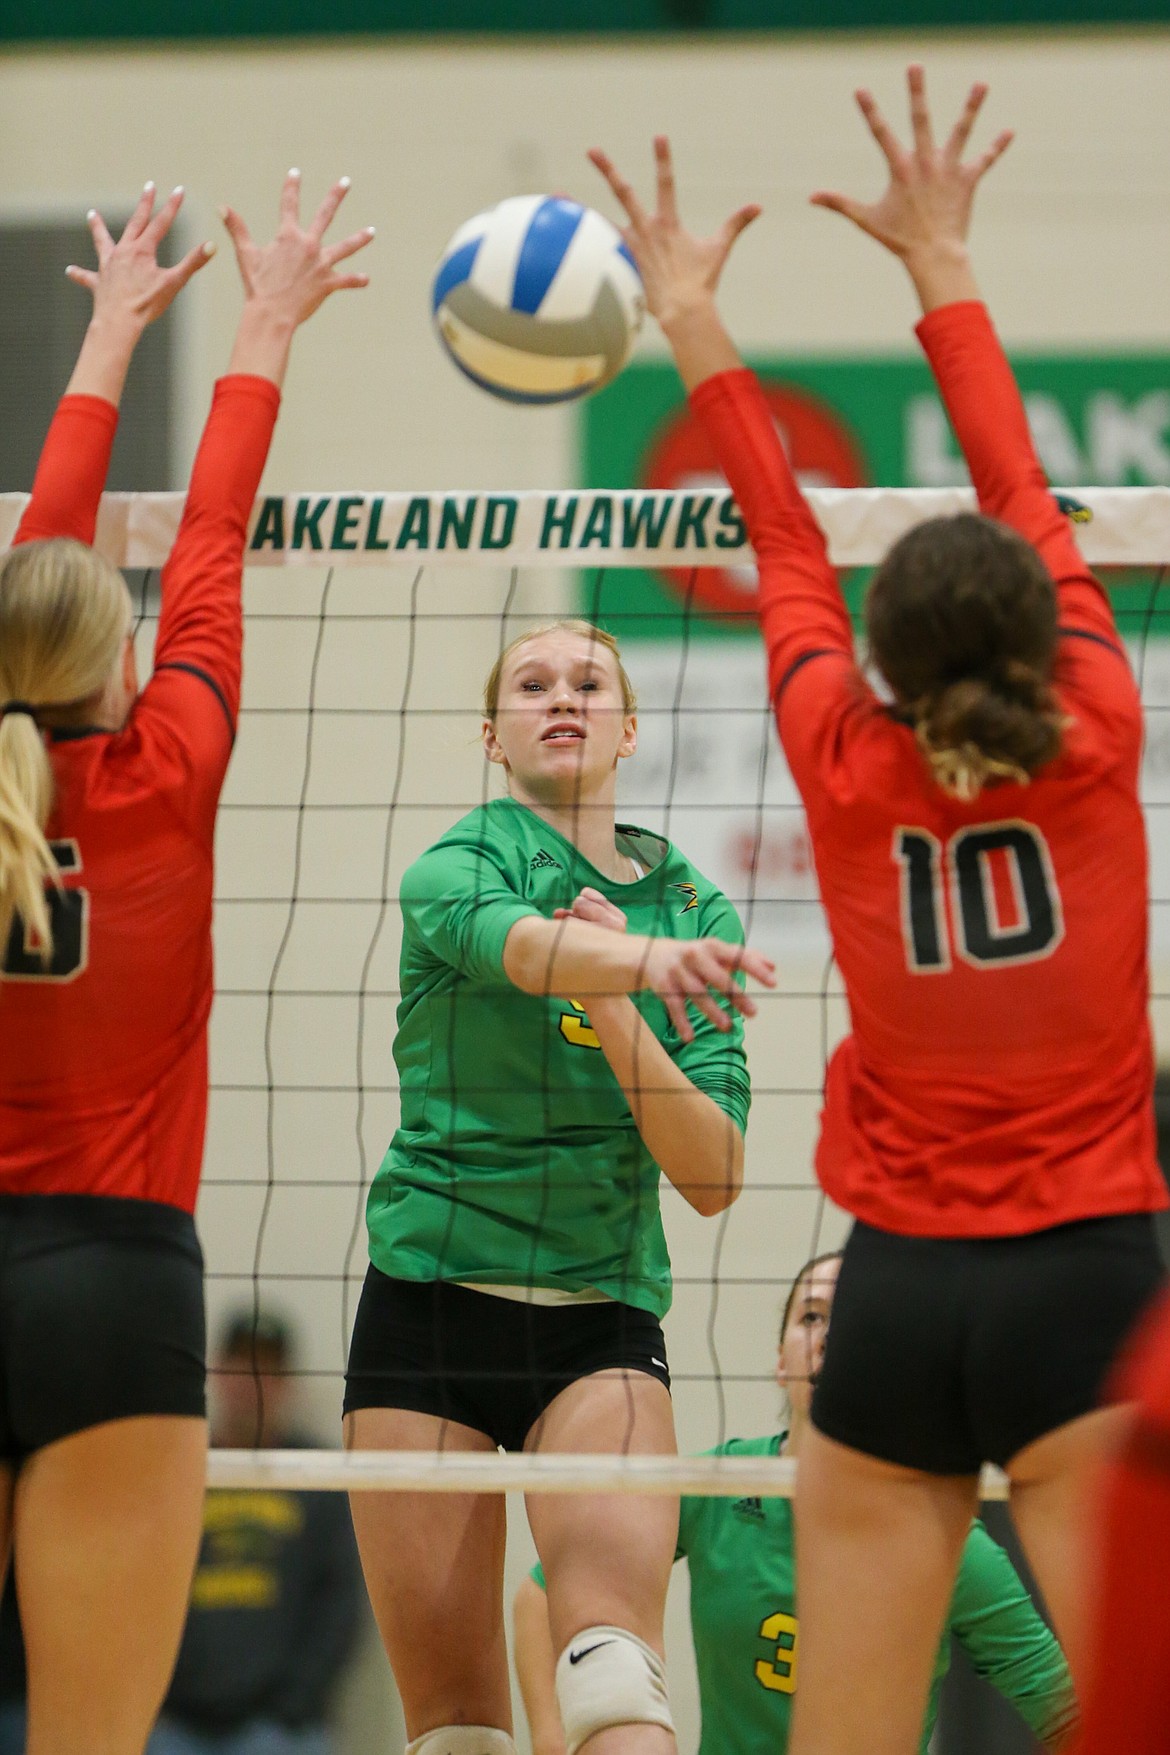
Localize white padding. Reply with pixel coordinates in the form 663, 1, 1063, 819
406, 1728, 516, 1755
555, 1624, 674, 1755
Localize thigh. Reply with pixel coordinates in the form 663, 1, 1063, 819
17, 1413, 207, 1755
791, 1424, 978, 1755
969, 1214, 1166, 1467
526, 1370, 677, 1655
812, 1223, 979, 1474
344, 1405, 510, 1736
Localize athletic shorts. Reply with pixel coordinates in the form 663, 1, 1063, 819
343, 1269, 671, 1452
812, 1213, 1165, 1475
0, 1193, 206, 1463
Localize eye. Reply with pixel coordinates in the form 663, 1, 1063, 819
520, 680, 544, 693
579, 678, 600, 693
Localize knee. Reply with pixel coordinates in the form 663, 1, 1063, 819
554, 1625, 674, 1755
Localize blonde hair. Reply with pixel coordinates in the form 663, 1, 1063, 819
0, 540, 131, 959
482, 620, 637, 719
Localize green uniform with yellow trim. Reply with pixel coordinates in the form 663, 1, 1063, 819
531, 1432, 1076, 1753
366, 797, 750, 1317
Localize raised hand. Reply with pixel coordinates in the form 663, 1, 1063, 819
588, 136, 760, 330
221, 169, 374, 331
811, 64, 1012, 273
66, 182, 214, 331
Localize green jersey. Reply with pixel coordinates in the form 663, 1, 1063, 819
531, 1433, 1076, 1753
366, 798, 750, 1317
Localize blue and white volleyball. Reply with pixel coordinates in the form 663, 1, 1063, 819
431, 195, 644, 405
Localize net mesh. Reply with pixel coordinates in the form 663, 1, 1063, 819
12, 486, 1166, 1497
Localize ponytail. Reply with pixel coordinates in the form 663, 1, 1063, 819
0, 539, 130, 962
914, 660, 1066, 802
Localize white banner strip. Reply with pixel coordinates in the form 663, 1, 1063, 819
205, 1446, 1010, 1498
2, 487, 1169, 569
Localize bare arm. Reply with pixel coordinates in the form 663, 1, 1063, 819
554, 889, 744, 1215
513, 1576, 567, 1755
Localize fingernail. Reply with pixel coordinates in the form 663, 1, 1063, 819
365, 225, 376, 236
86, 208, 96, 221
202, 241, 216, 256
339, 175, 352, 188
143, 180, 155, 193
288, 166, 301, 178
172, 185, 184, 197
218, 206, 229, 221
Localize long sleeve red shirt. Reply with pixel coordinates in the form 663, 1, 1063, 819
0, 375, 280, 1212
692, 301, 1164, 1237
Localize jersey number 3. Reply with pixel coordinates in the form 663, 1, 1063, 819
1, 839, 89, 983
895, 822, 1064, 972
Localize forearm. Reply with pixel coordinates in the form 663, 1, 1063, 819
503, 915, 657, 1000
588, 996, 744, 1215
228, 302, 300, 389
64, 310, 146, 405
658, 296, 742, 394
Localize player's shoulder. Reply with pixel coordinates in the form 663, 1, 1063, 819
633, 832, 743, 940
404, 800, 531, 884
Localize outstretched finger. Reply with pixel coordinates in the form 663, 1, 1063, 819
219, 205, 255, 262
279, 167, 302, 228
855, 88, 910, 180
660, 989, 696, 1045
971, 127, 1014, 182
587, 147, 650, 234
809, 190, 870, 229
653, 134, 678, 224
322, 224, 377, 268
120, 181, 157, 243
143, 184, 186, 249
717, 203, 762, 256
906, 63, 936, 159
64, 265, 99, 293
167, 238, 217, 292
308, 175, 352, 244
323, 270, 371, 295
738, 946, 777, 988
945, 81, 989, 163
85, 207, 116, 265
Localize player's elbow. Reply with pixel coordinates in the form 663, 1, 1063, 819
503, 917, 554, 995
682, 1127, 744, 1217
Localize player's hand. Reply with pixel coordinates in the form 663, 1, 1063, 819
66, 182, 214, 329
588, 136, 760, 328
641, 936, 776, 1044
810, 64, 1012, 262
554, 888, 628, 933
221, 169, 374, 329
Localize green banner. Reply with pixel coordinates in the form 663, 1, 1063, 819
579, 349, 1170, 639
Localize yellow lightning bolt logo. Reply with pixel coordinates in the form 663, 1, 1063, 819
673, 883, 699, 914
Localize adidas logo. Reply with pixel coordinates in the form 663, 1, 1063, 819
530, 849, 561, 871
732, 1495, 765, 1522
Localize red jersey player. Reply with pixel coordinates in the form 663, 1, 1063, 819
0, 173, 372, 1755
591, 66, 1164, 1755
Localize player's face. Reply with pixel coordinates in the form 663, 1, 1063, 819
483, 631, 637, 802
776, 1256, 841, 1421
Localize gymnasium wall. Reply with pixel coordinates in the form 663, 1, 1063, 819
1, 31, 1168, 1752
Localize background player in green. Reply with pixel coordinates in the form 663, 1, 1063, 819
514, 1250, 1078, 1754
343, 619, 776, 1755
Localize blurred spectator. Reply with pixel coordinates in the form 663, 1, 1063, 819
148, 1308, 364, 1755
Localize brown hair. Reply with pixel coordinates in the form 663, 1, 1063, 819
0, 539, 130, 958
483, 620, 637, 720
779, 1249, 844, 1343
866, 513, 1065, 801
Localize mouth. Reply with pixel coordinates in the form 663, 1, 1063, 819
541, 725, 585, 743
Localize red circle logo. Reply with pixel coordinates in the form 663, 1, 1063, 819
642, 380, 869, 619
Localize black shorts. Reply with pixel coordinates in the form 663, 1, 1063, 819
813, 1214, 1166, 1475
0, 1194, 206, 1463
344, 1269, 671, 1452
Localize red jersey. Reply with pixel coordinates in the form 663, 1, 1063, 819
0, 375, 280, 1212
692, 300, 1164, 1238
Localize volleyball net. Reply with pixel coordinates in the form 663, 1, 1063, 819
5, 484, 1169, 1500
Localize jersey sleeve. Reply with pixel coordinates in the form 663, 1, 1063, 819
689, 368, 874, 806
916, 301, 1119, 649
126, 374, 281, 839
948, 1522, 1078, 1748
401, 835, 542, 986
668, 889, 751, 1135
13, 394, 118, 546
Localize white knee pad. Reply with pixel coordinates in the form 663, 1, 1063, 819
406, 1729, 516, 1755
555, 1624, 674, 1755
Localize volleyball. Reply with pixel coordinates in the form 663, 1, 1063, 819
431, 194, 644, 405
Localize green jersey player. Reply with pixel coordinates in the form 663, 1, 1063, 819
343, 620, 775, 1755
515, 1254, 1077, 1755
